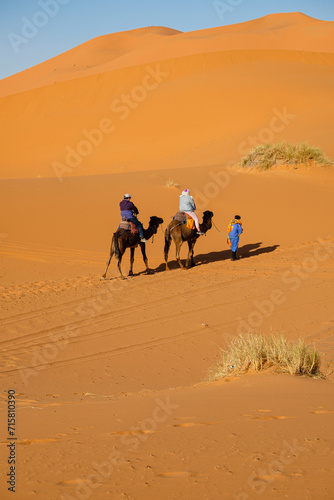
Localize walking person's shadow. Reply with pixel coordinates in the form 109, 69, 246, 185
191, 242, 279, 266
238, 242, 280, 259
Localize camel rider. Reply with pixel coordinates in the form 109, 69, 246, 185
120, 194, 147, 243
179, 189, 204, 235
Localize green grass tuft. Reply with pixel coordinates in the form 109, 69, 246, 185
209, 333, 329, 380
240, 142, 332, 170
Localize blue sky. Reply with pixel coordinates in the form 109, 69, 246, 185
1, 0, 334, 80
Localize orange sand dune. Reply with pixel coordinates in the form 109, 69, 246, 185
0, 12, 334, 179
1, 12, 334, 97
1, 13, 334, 500
1, 163, 334, 499
0, 26, 182, 97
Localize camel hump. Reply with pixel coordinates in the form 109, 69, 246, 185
173, 211, 187, 222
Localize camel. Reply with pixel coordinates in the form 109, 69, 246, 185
101, 216, 164, 280
164, 210, 214, 270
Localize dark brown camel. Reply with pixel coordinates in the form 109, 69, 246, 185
101, 216, 164, 280
164, 210, 214, 270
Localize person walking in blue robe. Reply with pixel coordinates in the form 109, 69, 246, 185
227, 215, 243, 260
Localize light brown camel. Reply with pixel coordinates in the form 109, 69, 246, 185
101, 216, 164, 280
164, 210, 214, 270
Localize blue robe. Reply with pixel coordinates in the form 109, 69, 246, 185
229, 223, 243, 251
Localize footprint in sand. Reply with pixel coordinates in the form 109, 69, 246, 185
110, 429, 155, 436
256, 473, 286, 482
157, 471, 197, 478
17, 438, 59, 445
310, 410, 334, 414
250, 415, 295, 420
57, 479, 95, 487
171, 421, 223, 428
243, 410, 294, 420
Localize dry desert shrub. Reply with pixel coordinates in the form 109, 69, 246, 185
165, 178, 179, 188
210, 333, 328, 380
240, 142, 332, 170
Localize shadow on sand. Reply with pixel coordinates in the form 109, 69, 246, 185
152, 242, 280, 273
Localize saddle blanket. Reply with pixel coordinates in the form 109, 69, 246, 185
173, 211, 187, 222
173, 212, 195, 230
118, 221, 139, 233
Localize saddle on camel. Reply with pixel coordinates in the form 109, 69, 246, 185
118, 219, 140, 234
172, 211, 196, 230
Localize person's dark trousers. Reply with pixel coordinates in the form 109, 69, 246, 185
128, 217, 144, 238
231, 251, 238, 261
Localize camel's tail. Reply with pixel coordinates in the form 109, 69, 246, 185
164, 225, 172, 262
113, 232, 121, 260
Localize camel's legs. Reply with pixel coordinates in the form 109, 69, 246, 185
164, 229, 171, 271
116, 254, 125, 279
101, 249, 114, 280
190, 246, 195, 267
175, 241, 185, 269
164, 246, 170, 271
129, 247, 135, 276
140, 242, 150, 273
186, 240, 196, 268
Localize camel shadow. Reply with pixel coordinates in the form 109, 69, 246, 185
153, 242, 279, 272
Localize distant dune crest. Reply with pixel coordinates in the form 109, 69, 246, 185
1, 12, 333, 97
0, 12, 333, 178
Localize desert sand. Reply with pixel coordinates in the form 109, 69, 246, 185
0, 12, 334, 500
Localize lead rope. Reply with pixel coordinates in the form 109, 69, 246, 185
212, 221, 229, 238
212, 221, 238, 239
170, 218, 187, 233
149, 226, 158, 244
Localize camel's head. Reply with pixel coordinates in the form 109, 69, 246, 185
149, 216, 164, 232
202, 210, 214, 229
